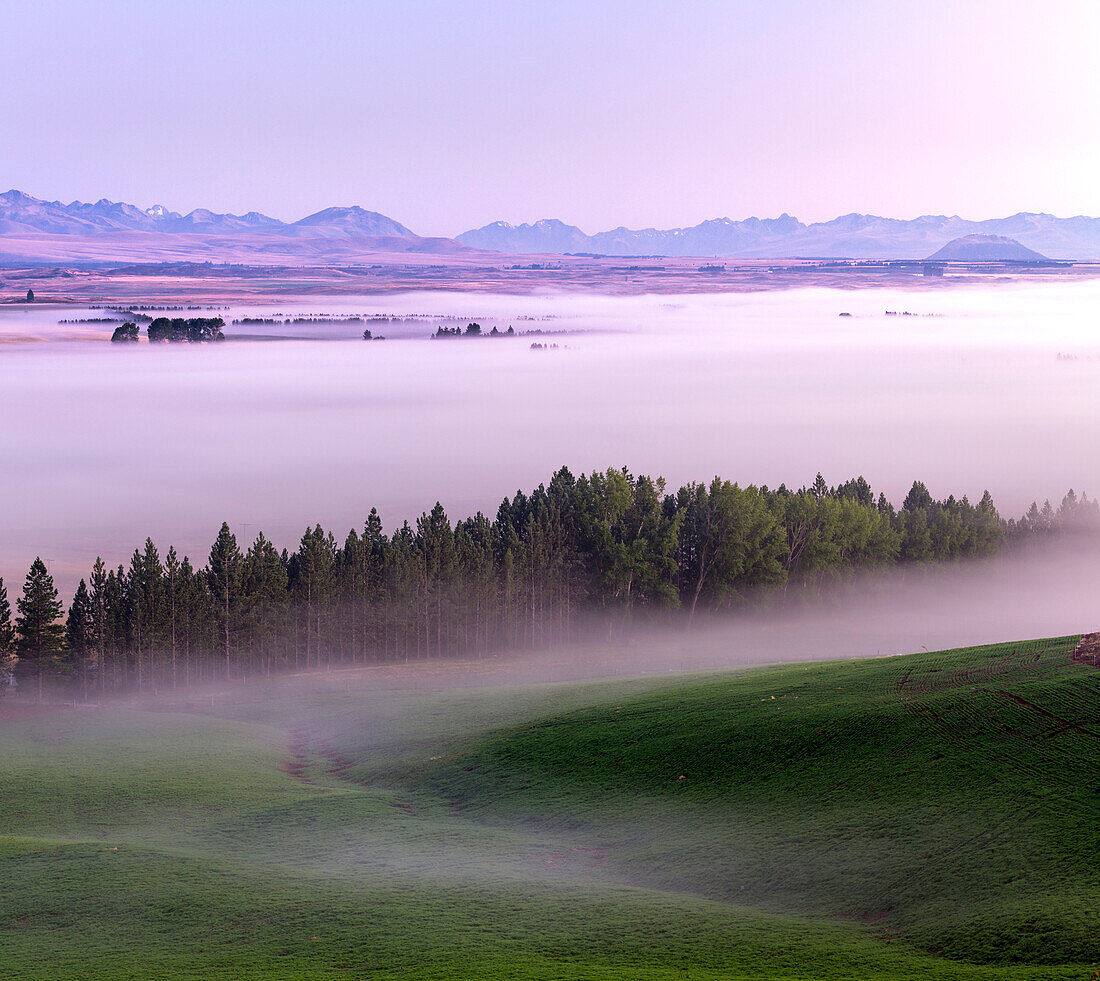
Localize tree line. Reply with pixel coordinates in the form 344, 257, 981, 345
0, 468, 1095, 699
111, 317, 226, 343
431, 323, 515, 338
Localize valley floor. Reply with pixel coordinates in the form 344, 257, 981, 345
6, 257, 1100, 305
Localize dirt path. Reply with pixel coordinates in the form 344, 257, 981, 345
280, 726, 360, 786
281, 729, 315, 783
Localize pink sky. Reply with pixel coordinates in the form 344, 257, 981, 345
3, 0, 1098, 236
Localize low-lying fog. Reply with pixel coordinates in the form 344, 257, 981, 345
301, 539, 1094, 689
582, 540, 1100, 680
2, 280, 1099, 608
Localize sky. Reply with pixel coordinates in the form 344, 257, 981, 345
3, 0, 1099, 237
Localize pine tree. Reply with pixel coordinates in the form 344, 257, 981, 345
339, 528, 363, 662
66, 579, 93, 700
361, 510, 388, 660
88, 558, 109, 696
15, 558, 65, 700
293, 525, 336, 668
456, 514, 496, 653
207, 523, 243, 680
0, 576, 13, 658
126, 539, 165, 689
178, 556, 210, 685
417, 504, 455, 657
164, 546, 181, 687
386, 522, 418, 662
244, 533, 288, 674
903, 480, 934, 513
107, 567, 127, 687
0, 576, 14, 695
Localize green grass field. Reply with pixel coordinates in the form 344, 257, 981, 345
0, 636, 1096, 979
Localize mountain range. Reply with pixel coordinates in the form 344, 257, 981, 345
0, 191, 464, 265
0, 190, 413, 238
458, 212, 1100, 260
3, 189, 1100, 262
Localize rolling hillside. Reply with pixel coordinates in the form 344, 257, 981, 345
0, 636, 1096, 978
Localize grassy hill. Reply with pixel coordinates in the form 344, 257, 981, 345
0, 636, 1096, 979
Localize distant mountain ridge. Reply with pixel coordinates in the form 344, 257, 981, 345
284, 205, 414, 238
458, 211, 1100, 260
4, 189, 1100, 261
0, 190, 417, 238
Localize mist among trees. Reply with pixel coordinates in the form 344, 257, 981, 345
111, 317, 225, 343
2, 468, 1095, 698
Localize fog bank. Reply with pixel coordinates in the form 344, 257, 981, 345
1, 282, 1098, 598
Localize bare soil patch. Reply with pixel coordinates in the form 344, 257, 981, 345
1072, 632, 1100, 667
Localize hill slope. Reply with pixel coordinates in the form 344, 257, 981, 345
424, 636, 1098, 965
927, 234, 1049, 262
0, 636, 1096, 979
